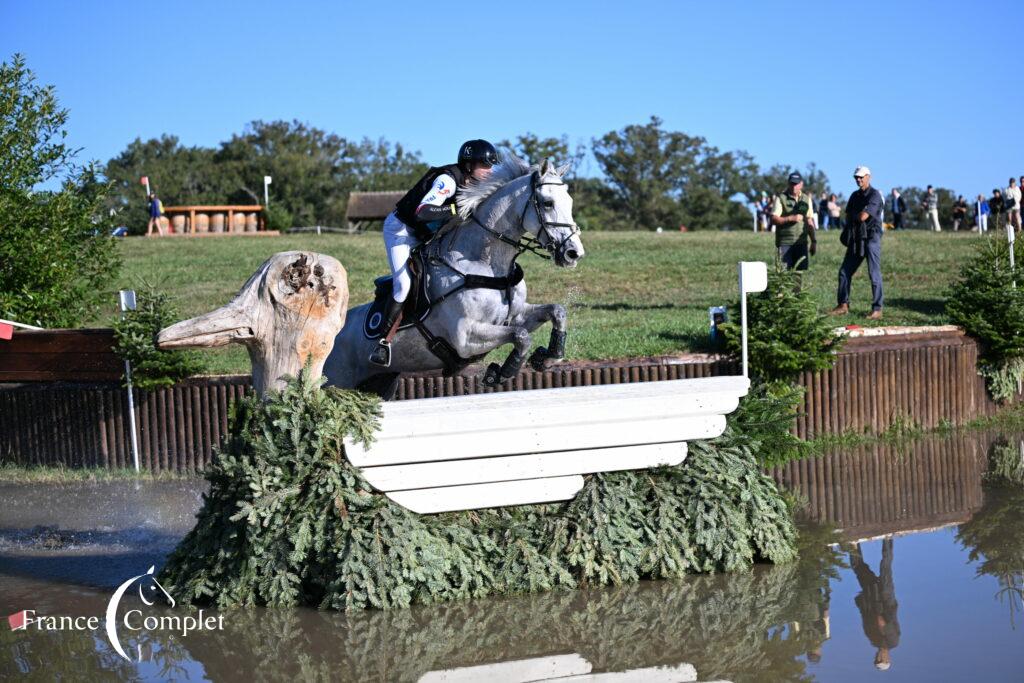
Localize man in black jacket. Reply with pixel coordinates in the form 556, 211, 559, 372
889, 189, 906, 230
832, 166, 884, 320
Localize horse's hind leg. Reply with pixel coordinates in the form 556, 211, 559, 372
515, 303, 567, 370
461, 322, 532, 386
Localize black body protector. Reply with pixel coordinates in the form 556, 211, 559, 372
393, 164, 465, 241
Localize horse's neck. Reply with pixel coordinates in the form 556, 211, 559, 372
445, 181, 528, 274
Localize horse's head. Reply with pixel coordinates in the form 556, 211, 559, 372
524, 159, 585, 268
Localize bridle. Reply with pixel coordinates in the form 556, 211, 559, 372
466, 171, 581, 261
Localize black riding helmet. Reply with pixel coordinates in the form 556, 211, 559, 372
457, 139, 498, 171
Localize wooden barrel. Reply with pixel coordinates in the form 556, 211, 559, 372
209, 213, 225, 233
231, 212, 246, 233
171, 215, 186, 234
195, 213, 209, 233
244, 212, 258, 232
158, 216, 171, 234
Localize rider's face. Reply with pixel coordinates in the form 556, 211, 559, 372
470, 161, 493, 181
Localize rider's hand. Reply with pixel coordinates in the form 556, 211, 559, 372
810, 241, 818, 256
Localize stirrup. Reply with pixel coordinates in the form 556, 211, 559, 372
369, 340, 392, 368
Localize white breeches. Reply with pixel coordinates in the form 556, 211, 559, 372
383, 212, 420, 303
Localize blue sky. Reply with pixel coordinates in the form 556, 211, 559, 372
3, 0, 1021, 196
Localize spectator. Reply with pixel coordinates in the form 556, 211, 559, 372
758, 192, 771, 232
924, 185, 941, 231
146, 192, 165, 237
771, 172, 817, 271
1009, 177, 1023, 233
833, 166, 884, 319
951, 195, 968, 231
975, 194, 990, 233
889, 189, 907, 230
991, 189, 1005, 230
818, 192, 830, 231
828, 193, 842, 231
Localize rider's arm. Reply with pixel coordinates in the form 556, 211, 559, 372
414, 174, 457, 224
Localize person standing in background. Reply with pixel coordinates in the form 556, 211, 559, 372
771, 172, 817, 270
828, 193, 842, 231
890, 189, 906, 230
818, 192, 830, 231
924, 186, 941, 232
951, 195, 968, 231
833, 166, 884, 320
975, 194, 990, 233
146, 192, 165, 237
990, 189, 1005, 231
1009, 178, 1023, 234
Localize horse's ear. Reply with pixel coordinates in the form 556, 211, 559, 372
147, 565, 156, 574
540, 158, 551, 175
556, 162, 573, 178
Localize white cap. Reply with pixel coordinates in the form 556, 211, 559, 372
854, 166, 872, 177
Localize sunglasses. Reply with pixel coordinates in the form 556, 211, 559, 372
854, 175, 867, 180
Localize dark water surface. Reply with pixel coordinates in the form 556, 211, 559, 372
2, 434, 1023, 682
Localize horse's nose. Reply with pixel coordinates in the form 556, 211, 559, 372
565, 249, 579, 261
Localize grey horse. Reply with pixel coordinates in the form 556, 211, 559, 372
324, 155, 585, 397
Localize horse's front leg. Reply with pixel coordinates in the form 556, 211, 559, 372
513, 303, 567, 371
461, 321, 533, 386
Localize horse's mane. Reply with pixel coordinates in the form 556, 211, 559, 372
456, 152, 535, 220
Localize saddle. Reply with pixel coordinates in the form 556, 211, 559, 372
361, 248, 527, 375
362, 251, 432, 341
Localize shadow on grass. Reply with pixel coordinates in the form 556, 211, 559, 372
581, 302, 681, 312
886, 296, 946, 316
656, 331, 725, 354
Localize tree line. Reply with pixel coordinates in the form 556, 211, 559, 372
104, 116, 841, 234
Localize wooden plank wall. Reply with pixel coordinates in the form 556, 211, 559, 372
769, 431, 993, 541
0, 329, 1014, 472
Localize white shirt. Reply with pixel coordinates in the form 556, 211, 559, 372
1006, 186, 1022, 211
416, 174, 457, 211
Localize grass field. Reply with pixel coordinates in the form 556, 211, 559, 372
98, 229, 984, 375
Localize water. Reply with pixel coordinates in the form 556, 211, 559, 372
1, 434, 1023, 682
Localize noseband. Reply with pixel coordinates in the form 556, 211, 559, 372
466, 171, 581, 260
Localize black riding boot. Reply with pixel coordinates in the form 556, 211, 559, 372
369, 299, 404, 367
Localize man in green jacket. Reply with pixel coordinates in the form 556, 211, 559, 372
771, 172, 817, 270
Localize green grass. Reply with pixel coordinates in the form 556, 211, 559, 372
0, 463, 192, 482
96, 229, 983, 375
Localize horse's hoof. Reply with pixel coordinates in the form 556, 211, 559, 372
482, 363, 502, 387
529, 347, 550, 372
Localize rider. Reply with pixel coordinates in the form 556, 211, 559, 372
369, 139, 499, 367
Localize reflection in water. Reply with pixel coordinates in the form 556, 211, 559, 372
849, 539, 899, 671
955, 438, 1024, 627
0, 533, 841, 682
772, 432, 992, 541
3, 433, 1024, 681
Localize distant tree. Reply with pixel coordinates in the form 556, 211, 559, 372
571, 176, 631, 231
499, 133, 586, 175
102, 121, 429, 232
214, 120, 350, 227
0, 54, 120, 327
753, 162, 831, 201
103, 135, 224, 234
592, 116, 757, 230
339, 136, 427, 193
